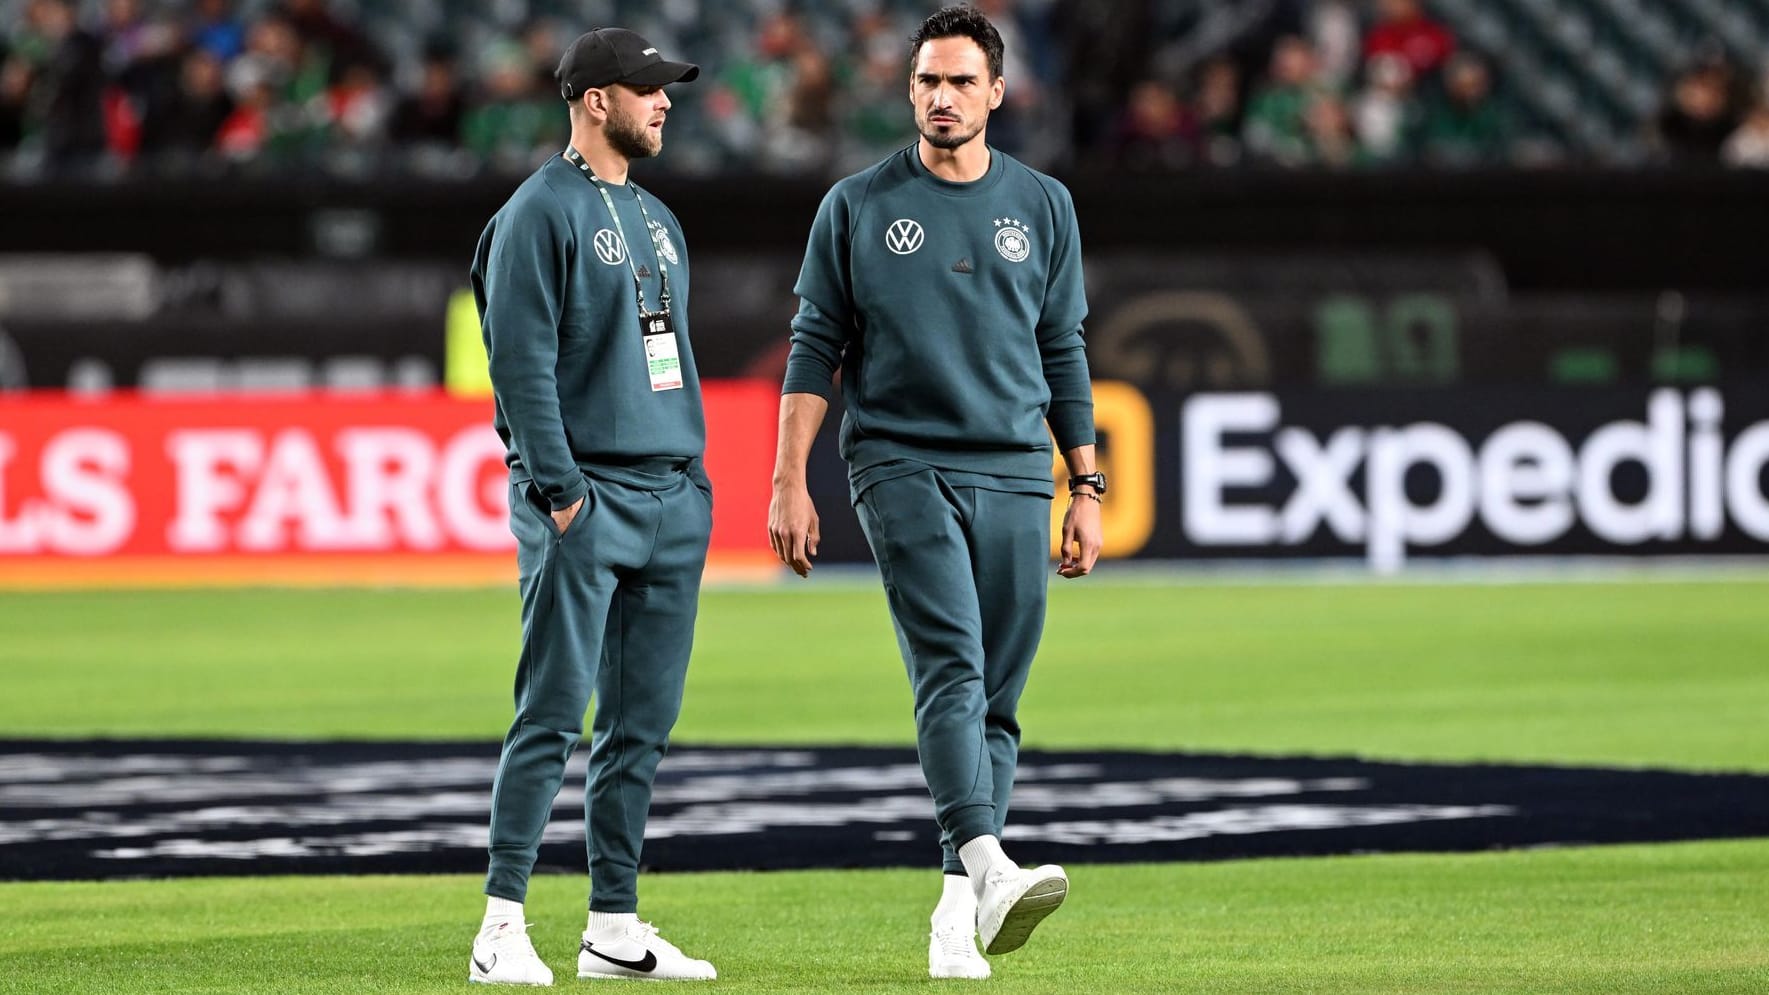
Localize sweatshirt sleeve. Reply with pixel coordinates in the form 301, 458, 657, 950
1036, 179, 1095, 452
477, 186, 589, 511
782, 184, 857, 399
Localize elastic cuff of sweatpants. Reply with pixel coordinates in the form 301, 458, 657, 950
485, 868, 528, 905
589, 893, 638, 914
946, 805, 998, 853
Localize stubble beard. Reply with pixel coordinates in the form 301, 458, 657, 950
919, 116, 984, 151
606, 103, 661, 159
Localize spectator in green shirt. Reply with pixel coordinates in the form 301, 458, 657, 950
461, 38, 563, 172
1419, 52, 1509, 167
1243, 34, 1334, 167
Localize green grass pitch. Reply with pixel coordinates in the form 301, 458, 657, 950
2, 575, 1767, 993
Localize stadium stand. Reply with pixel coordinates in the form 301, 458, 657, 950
4, 0, 1769, 178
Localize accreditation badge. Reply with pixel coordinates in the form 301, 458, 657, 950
641, 308, 683, 391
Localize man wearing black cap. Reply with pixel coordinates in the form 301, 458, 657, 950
467, 27, 715, 986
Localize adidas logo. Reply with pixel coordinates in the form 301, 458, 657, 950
951, 258, 974, 274
636, 264, 652, 278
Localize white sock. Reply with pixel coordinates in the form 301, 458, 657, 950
931, 873, 977, 926
957, 835, 1015, 886
587, 910, 638, 939
482, 896, 524, 933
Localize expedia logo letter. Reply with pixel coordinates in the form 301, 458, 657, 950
885, 219, 924, 256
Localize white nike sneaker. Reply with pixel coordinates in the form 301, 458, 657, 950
469, 920, 554, 986
976, 864, 1068, 956
577, 920, 717, 981
928, 922, 991, 979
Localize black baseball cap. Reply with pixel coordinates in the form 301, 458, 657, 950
556, 28, 699, 99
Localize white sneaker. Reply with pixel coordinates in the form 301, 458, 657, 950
577, 920, 717, 981
470, 920, 554, 986
929, 922, 991, 979
976, 864, 1068, 956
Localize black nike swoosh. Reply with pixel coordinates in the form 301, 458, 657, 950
581, 940, 658, 973
473, 952, 496, 975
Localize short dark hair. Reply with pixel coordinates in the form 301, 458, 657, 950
909, 5, 1005, 81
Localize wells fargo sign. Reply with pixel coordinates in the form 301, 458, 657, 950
0, 385, 779, 585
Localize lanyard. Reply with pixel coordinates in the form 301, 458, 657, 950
562, 146, 671, 312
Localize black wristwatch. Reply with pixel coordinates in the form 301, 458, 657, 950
1068, 471, 1107, 496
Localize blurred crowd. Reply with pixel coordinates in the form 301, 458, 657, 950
2, 0, 565, 178
1113, 0, 1511, 170
4, 0, 1769, 180
1115, 0, 1769, 171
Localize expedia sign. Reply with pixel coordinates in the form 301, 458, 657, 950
801, 383, 1769, 566
1180, 387, 1769, 568
955, 378, 1769, 566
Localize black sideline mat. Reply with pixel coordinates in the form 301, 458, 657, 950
3, 741, 1767, 881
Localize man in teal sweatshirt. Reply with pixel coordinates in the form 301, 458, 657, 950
769, 5, 1104, 981
467, 27, 716, 985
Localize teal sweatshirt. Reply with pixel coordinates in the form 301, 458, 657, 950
471, 154, 706, 511
782, 144, 1094, 498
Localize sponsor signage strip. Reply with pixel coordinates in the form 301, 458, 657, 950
809, 382, 1769, 567
7, 382, 1768, 576
0, 385, 778, 576
1171, 386, 1769, 567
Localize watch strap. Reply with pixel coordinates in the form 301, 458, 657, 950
1067, 471, 1107, 495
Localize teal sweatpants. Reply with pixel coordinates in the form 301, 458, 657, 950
485, 465, 711, 911
854, 469, 1051, 875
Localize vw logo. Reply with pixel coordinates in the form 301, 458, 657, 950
885, 218, 924, 255
593, 229, 626, 266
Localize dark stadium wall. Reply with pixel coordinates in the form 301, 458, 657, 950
6, 170, 1769, 292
